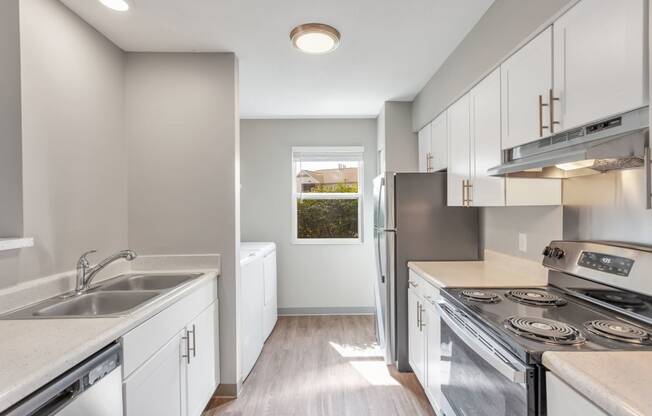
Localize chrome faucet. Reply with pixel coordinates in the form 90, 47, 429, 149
76, 249, 138, 294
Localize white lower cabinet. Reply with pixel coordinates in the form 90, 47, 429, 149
186, 302, 218, 416
408, 271, 444, 414
124, 330, 185, 416
407, 288, 425, 384
546, 372, 607, 416
122, 279, 219, 416
424, 301, 442, 411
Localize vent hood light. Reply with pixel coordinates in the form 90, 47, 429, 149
555, 160, 596, 171
99, 0, 130, 11
290, 23, 341, 54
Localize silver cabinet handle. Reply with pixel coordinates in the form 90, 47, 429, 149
182, 325, 197, 363
539, 94, 549, 136
191, 324, 197, 357
419, 304, 426, 331
645, 146, 651, 210
549, 89, 560, 133
182, 330, 191, 364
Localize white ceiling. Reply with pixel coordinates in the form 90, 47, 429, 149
60, 0, 493, 118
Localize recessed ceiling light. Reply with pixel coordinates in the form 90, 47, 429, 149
99, 0, 130, 12
290, 23, 341, 55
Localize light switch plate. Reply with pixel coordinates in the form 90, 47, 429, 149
518, 233, 527, 252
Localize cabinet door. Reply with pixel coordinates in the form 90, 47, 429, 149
418, 124, 432, 173
501, 27, 553, 149
430, 112, 448, 172
186, 302, 218, 416
470, 67, 505, 206
124, 330, 185, 416
408, 289, 425, 383
447, 94, 471, 207
425, 301, 442, 413
553, 0, 648, 131
262, 251, 278, 339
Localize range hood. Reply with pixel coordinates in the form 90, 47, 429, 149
488, 107, 650, 179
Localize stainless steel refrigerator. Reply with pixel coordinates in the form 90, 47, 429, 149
373, 172, 480, 372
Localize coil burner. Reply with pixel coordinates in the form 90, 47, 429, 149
583, 290, 649, 313
584, 320, 652, 345
505, 289, 567, 307
505, 316, 585, 345
460, 290, 501, 303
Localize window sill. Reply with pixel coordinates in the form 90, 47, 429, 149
0, 237, 34, 252
292, 238, 363, 245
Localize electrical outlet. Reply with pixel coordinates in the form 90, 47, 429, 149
518, 233, 527, 252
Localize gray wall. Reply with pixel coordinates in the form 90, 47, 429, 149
0, 0, 23, 237
377, 101, 418, 173
412, 0, 572, 131
240, 119, 376, 312
125, 52, 241, 388
0, 0, 127, 289
563, 170, 652, 245
482, 206, 563, 262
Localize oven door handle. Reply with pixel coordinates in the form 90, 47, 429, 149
435, 301, 528, 384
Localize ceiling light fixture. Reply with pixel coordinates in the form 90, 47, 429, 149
290, 23, 341, 55
99, 0, 130, 12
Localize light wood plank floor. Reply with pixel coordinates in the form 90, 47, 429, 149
203, 315, 434, 416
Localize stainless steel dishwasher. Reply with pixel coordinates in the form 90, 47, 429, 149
2, 343, 123, 416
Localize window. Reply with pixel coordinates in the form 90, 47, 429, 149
292, 146, 364, 244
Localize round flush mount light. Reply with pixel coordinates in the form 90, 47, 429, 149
99, 0, 130, 12
290, 23, 341, 55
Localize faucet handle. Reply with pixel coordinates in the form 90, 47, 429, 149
78, 250, 98, 266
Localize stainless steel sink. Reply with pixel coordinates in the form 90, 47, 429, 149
1, 291, 160, 319
33, 291, 159, 317
98, 273, 201, 292
0, 272, 203, 320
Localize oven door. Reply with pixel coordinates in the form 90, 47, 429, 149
435, 301, 537, 416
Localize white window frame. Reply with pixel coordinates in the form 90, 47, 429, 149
291, 146, 364, 245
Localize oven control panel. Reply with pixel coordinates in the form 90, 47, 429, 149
578, 251, 634, 277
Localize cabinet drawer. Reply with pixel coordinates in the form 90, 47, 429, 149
122, 278, 217, 377
408, 270, 440, 301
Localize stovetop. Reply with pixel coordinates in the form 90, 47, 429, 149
442, 286, 652, 364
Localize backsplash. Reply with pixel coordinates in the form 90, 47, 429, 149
563, 169, 652, 245
481, 205, 564, 262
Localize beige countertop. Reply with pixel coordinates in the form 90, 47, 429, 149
0, 266, 219, 412
408, 250, 548, 289
543, 351, 652, 416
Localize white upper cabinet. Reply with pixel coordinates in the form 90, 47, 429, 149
418, 112, 448, 173
470, 68, 505, 206
417, 123, 432, 172
553, 0, 648, 131
501, 27, 553, 149
430, 112, 448, 172
447, 94, 471, 206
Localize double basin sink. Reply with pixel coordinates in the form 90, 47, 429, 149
1, 273, 202, 319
